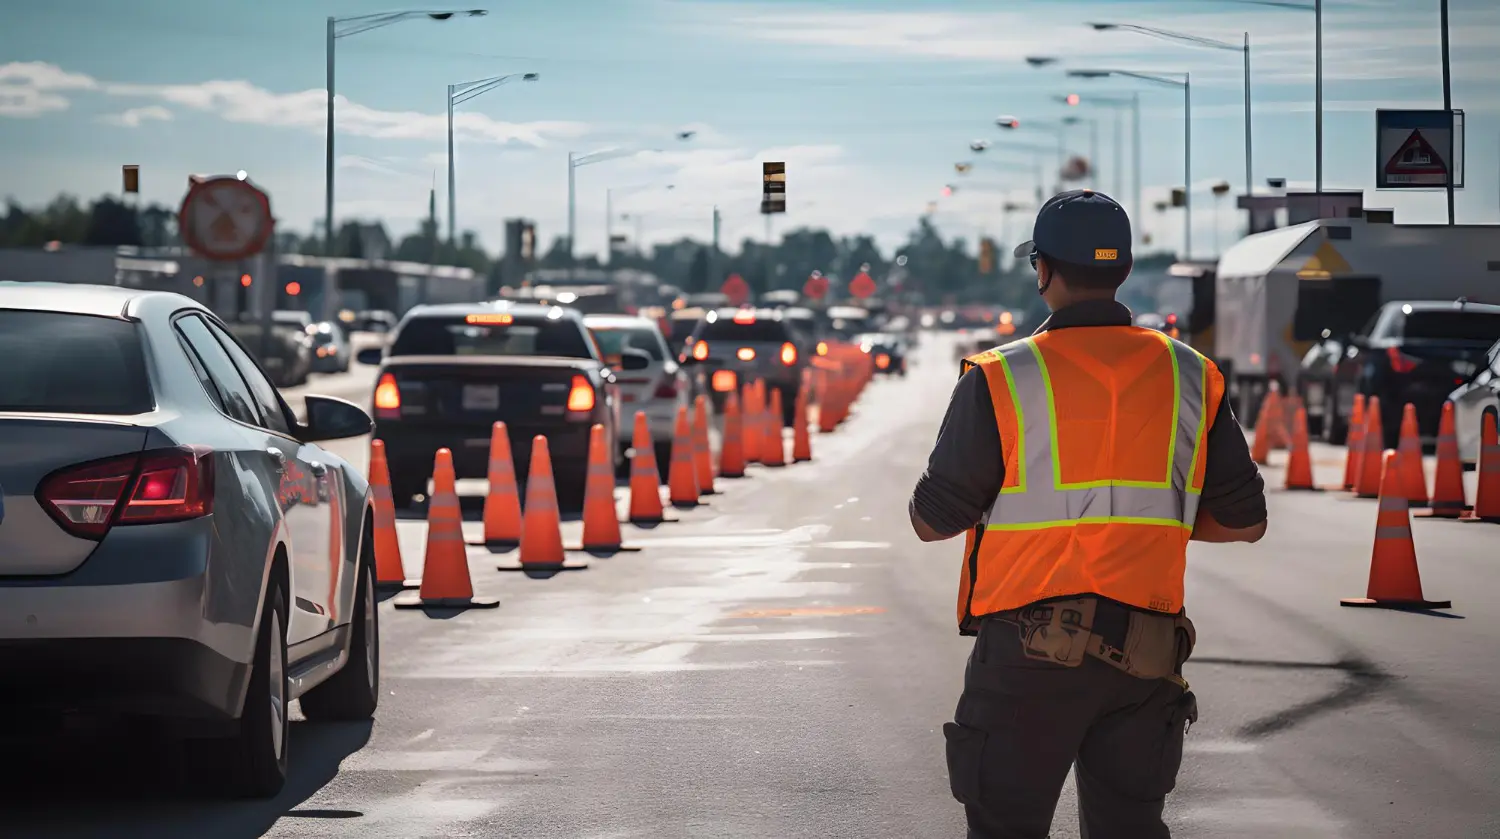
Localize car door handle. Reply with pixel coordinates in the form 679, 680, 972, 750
267, 448, 288, 469
308, 462, 328, 477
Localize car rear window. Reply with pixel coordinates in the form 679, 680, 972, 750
590, 326, 665, 360
0, 310, 153, 414
389, 315, 594, 359
698, 318, 791, 342
1403, 311, 1500, 342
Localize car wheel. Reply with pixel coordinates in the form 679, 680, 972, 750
300, 551, 379, 721
390, 474, 426, 509
202, 584, 289, 799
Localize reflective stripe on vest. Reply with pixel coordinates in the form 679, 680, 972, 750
981, 334, 1207, 532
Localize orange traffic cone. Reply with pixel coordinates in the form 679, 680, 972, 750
692, 395, 716, 495
572, 423, 638, 553
480, 421, 523, 546
628, 411, 671, 524
792, 382, 813, 462
1354, 396, 1385, 499
817, 368, 838, 433
1250, 392, 1273, 466
1341, 394, 1366, 491
499, 435, 587, 571
1282, 407, 1319, 491
1395, 403, 1429, 508
369, 440, 417, 590
668, 405, 701, 507
720, 390, 747, 478
393, 449, 498, 609
1462, 411, 1500, 524
1340, 451, 1451, 610
743, 381, 763, 464
763, 388, 787, 467
1418, 401, 1469, 518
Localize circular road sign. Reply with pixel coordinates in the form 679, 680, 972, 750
179, 176, 274, 261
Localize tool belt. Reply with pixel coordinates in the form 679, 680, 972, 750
993, 597, 1196, 689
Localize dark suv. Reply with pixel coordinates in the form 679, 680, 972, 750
683, 308, 804, 423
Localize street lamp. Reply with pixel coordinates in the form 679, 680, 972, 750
606, 183, 674, 262
568, 135, 693, 264
995, 117, 1069, 194
1070, 69, 1193, 259
1088, 22, 1253, 198
1059, 93, 1141, 231
447, 72, 538, 247
324, 9, 486, 255
969, 140, 1055, 203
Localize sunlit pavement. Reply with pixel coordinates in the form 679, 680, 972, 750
6, 334, 1499, 838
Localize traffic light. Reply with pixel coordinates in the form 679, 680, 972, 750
284, 281, 301, 296
979, 238, 995, 275
1171, 188, 1186, 208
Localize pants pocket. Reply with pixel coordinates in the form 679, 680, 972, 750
1158, 689, 1198, 795
943, 721, 986, 805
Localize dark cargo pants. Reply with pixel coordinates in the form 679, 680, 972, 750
942, 613, 1197, 839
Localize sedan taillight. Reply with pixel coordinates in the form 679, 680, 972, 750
374, 373, 401, 418
780, 342, 797, 366
37, 446, 215, 540
1387, 347, 1420, 374
567, 374, 596, 412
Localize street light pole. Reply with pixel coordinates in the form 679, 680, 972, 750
325, 18, 335, 255
447, 84, 455, 247
446, 73, 537, 249
1133, 92, 1142, 247
1316, 0, 1323, 195
1440, 0, 1454, 224
1184, 73, 1192, 259
1243, 32, 1254, 195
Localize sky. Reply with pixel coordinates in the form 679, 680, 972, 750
3, 0, 1498, 263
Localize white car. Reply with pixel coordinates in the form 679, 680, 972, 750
584, 314, 692, 469
1449, 337, 1500, 467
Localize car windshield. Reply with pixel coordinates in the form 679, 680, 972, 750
1403, 311, 1500, 343
590, 325, 665, 360
389, 315, 594, 359
698, 318, 790, 342
0, 310, 153, 414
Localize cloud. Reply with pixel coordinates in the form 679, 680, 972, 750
0, 61, 97, 117
105, 78, 591, 147
99, 105, 173, 127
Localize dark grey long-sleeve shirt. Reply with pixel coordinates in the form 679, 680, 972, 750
911, 300, 1267, 537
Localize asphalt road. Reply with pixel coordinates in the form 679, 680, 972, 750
7, 333, 1499, 838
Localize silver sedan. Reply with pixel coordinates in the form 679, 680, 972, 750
1449, 337, 1500, 466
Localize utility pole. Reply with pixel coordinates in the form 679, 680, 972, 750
710, 206, 721, 288
1440, 0, 1455, 224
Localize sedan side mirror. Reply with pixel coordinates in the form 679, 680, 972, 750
301, 395, 374, 442
356, 348, 383, 366
620, 349, 652, 371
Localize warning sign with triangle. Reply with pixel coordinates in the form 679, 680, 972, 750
1384, 129, 1448, 185
1296, 239, 1353, 280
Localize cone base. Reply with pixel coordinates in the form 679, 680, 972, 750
719, 470, 747, 478
1459, 514, 1500, 524
376, 578, 420, 592
391, 594, 500, 609
794, 456, 812, 462
471, 538, 520, 549
1339, 597, 1452, 610
629, 514, 678, 524
496, 555, 590, 571
1415, 505, 1469, 518
762, 462, 787, 468
568, 543, 643, 554
1281, 485, 1325, 492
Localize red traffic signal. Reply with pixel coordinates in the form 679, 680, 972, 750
849, 272, 876, 300
721, 273, 750, 305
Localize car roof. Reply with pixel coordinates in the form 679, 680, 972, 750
583, 314, 656, 329
1388, 299, 1500, 315
0, 281, 159, 319
411, 301, 579, 320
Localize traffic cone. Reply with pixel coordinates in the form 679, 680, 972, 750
668, 405, 701, 507
393, 449, 498, 609
628, 411, 670, 524
368, 440, 417, 590
763, 388, 787, 467
1395, 403, 1429, 508
1250, 392, 1273, 466
792, 382, 813, 462
719, 390, 747, 478
480, 421, 523, 546
1340, 451, 1451, 610
1341, 394, 1366, 491
743, 380, 763, 464
817, 368, 838, 433
1354, 396, 1385, 499
571, 423, 638, 553
499, 435, 587, 571
1282, 407, 1319, 491
1462, 411, 1500, 524
1417, 401, 1469, 518
692, 395, 717, 495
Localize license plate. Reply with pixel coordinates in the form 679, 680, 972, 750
462, 384, 500, 411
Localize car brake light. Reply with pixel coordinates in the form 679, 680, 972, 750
37, 446, 215, 540
712, 370, 737, 392
654, 378, 680, 399
733, 311, 756, 324
876, 352, 890, 370
374, 373, 401, 418
737, 347, 756, 361
816, 341, 829, 356
1387, 347, 1420, 374
567, 374, 595, 412
693, 340, 709, 361
780, 342, 797, 366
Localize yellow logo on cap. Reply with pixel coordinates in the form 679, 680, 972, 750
1095, 249, 1118, 261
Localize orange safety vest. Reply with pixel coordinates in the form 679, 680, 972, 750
955, 326, 1225, 633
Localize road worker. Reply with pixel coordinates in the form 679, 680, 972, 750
909, 189, 1268, 838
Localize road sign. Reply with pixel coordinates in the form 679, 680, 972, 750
803, 272, 829, 300
179, 176, 273, 261
722, 273, 750, 305
761, 162, 786, 214
849, 271, 876, 300
1376, 109, 1463, 189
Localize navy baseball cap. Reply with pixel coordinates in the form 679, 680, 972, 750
1012, 189, 1132, 267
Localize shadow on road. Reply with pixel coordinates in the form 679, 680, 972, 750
0, 719, 371, 838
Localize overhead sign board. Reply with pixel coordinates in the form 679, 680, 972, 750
179, 176, 274, 261
1376, 109, 1464, 190
761, 161, 785, 214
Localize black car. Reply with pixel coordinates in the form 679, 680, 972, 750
855, 332, 908, 376
1299, 299, 1500, 447
357, 303, 633, 508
